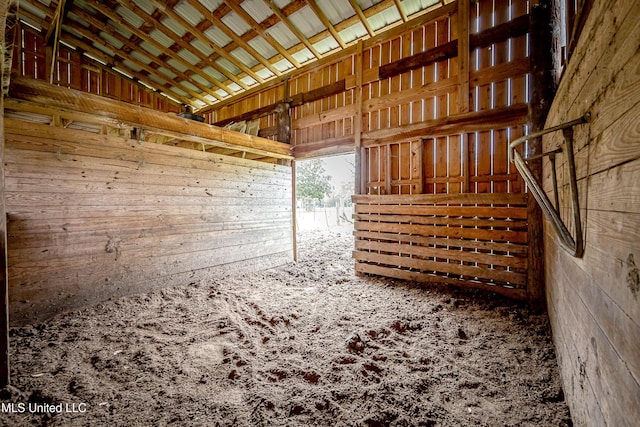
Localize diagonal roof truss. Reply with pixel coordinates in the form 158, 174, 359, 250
17, 0, 450, 111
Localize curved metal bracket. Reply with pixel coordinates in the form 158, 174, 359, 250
509, 114, 590, 258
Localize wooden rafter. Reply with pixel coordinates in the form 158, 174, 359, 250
185, 0, 281, 77
305, 0, 346, 49
44, 0, 65, 44
56, 32, 192, 106
62, 11, 214, 106
67, 5, 217, 104
113, 0, 249, 91
224, 0, 302, 69
82, 0, 231, 100
146, 0, 265, 85
348, 0, 375, 37
393, 0, 408, 22
264, 0, 321, 59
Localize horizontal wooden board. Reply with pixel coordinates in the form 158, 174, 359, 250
354, 263, 526, 300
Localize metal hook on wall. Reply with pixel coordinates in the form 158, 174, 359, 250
509, 113, 591, 258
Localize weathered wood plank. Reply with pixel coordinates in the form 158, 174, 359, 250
8, 77, 293, 159
355, 239, 527, 269
354, 220, 527, 243
353, 251, 526, 285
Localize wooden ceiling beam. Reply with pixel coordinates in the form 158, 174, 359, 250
63, 7, 214, 106
44, 0, 66, 44
185, 0, 280, 78
58, 32, 195, 106
305, 0, 346, 49
264, 0, 321, 59
83, 0, 230, 99
347, 0, 375, 37
114, 0, 249, 92
8, 77, 293, 159
393, 0, 408, 22
224, 1, 301, 69
67, 7, 214, 104
147, 0, 265, 85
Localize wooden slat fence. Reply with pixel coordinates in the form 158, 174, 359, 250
352, 193, 529, 299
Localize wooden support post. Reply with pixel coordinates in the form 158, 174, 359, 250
458, 0, 471, 193
1, 0, 18, 388
527, 1, 556, 310
354, 40, 365, 195
291, 161, 297, 262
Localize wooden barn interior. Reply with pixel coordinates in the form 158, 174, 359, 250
0, 0, 638, 425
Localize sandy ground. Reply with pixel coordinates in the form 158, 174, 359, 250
1, 230, 572, 426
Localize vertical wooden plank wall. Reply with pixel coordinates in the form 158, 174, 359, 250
3, 119, 293, 326
205, 1, 536, 300
542, 0, 640, 424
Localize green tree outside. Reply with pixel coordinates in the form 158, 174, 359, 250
296, 159, 332, 211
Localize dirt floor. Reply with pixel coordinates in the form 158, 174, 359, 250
1, 230, 572, 426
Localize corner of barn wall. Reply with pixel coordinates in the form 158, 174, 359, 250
542, 0, 640, 425
4, 122, 293, 326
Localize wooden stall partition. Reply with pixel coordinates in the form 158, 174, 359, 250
352, 193, 528, 300
3, 116, 293, 326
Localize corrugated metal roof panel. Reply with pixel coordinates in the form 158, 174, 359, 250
171, 86, 189, 98
135, 0, 157, 16
291, 48, 314, 64
255, 68, 275, 80
148, 73, 168, 86
204, 26, 232, 48
221, 11, 251, 37
215, 88, 229, 98
401, 0, 440, 17
357, 0, 385, 9
240, 0, 272, 24
247, 36, 277, 60
193, 99, 207, 108
230, 48, 259, 68
66, 11, 89, 28
138, 41, 162, 58
116, 5, 144, 28
108, 20, 133, 39
339, 22, 368, 44
180, 80, 199, 93
99, 31, 123, 49
149, 28, 175, 48
314, 37, 340, 55
272, 0, 292, 9
240, 76, 259, 86
290, 6, 324, 38
167, 58, 188, 73
131, 50, 153, 65
197, 0, 224, 13
177, 48, 201, 65
161, 17, 187, 37
121, 59, 143, 73
191, 74, 211, 87
203, 94, 217, 103
368, 6, 402, 31
273, 58, 294, 73
93, 42, 115, 57
267, 22, 298, 49
174, 0, 204, 27
227, 82, 242, 92
215, 58, 241, 75
191, 39, 215, 57
317, 0, 356, 26
203, 66, 225, 81
157, 67, 177, 80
